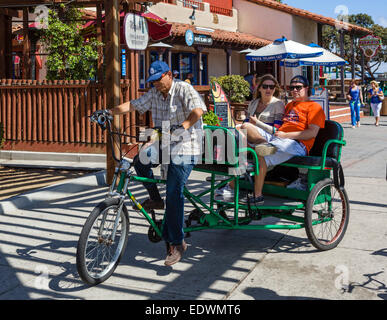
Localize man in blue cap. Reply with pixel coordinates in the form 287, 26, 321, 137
112, 60, 207, 266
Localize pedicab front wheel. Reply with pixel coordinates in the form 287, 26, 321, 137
76, 198, 130, 285
305, 178, 350, 251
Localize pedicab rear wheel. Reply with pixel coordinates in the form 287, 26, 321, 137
305, 178, 349, 251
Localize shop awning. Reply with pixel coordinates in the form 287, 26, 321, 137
82, 11, 172, 42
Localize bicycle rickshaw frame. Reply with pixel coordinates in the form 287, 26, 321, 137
76, 110, 350, 285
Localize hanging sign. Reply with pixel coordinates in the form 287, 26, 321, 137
210, 81, 235, 128
123, 13, 149, 50
185, 30, 213, 46
359, 34, 382, 58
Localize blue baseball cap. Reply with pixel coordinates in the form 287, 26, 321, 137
146, 61, 170, 83
290, 75, 309, 87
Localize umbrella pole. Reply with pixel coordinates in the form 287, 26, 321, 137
283, 63, 288, 104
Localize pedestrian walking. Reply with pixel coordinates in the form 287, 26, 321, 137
346, 79, 364, 128
368, 80, 384, 126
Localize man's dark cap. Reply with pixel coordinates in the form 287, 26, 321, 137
290, 75, 309, 87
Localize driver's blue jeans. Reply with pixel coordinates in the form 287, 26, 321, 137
133, 153, 197, 245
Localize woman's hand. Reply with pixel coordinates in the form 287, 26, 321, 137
249, 115, 259, 125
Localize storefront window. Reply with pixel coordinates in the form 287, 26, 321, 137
171, 52, 208, 85
138, 51, 208, 86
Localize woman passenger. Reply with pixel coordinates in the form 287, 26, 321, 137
215, 74, 285, 200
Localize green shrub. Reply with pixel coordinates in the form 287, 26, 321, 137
202, 110, 220, 126
41, 4, 103, 80
210, 75, 251, 103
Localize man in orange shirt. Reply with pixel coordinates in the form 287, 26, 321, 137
248, 75, 325, 205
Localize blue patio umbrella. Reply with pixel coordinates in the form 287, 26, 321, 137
246, 37, 323, 62
245, 37, 323, 94
280, 43, 348, 67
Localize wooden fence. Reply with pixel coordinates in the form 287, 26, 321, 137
0, 79, 145, 155
0, 80, 213, 156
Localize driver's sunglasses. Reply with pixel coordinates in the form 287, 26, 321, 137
261, 84, 276, 90
289, 85, 305, 91
151, 72, 167, 84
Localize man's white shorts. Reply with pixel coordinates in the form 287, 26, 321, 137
252, 127, 307, 167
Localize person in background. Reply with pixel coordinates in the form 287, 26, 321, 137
245, 75, 325, 205
368, 80, 384, 126
173, 70, 179, 79
244, 72, 259, 100
185, 73, 194, 85
215, 74, 285, 200
346, 79, 364, 128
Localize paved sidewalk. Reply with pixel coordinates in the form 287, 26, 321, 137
0, 116, 386, 300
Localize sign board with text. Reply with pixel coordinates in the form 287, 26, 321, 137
310, 87, 329, 119
185, 30, 213, 47
359, 34, 382, 58
210, 81, 235, 128
123, 13, 149, 50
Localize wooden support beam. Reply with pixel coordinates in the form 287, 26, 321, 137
104, 0, 121, 183
0, 8, 20, 17
22, 7, 31, 79
225, 48, 232, 75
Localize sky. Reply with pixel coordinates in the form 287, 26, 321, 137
283, 0, 387, 73
283, 0, 387, 27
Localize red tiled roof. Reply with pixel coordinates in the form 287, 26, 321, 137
170, 22, 271, 48
247, 0, 370, 34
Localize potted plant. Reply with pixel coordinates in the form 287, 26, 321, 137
210, 75, 251, 103
210, 75, 251, 121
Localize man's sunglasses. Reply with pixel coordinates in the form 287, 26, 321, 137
151, 72, 168, 84
261, 84, 276, 90
289, 85, 305, 91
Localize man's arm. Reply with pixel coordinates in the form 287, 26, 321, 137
274, 124, 320, 141
111, 101, 132, 115
181, 108, 204, 130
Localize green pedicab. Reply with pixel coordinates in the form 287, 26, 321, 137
76, 110, 349, 285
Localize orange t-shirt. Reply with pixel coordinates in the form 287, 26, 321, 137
279, 100, 325, 153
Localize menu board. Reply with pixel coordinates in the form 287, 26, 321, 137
210, 81, 235, 128
310, 87, 329, 119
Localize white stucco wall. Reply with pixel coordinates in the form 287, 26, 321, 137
292, 16, 318, 45
150, 2, 238, 32
233, 0, 292, 40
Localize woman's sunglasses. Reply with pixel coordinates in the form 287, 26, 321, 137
289, 85, 305, 91
261, 84, 276, 90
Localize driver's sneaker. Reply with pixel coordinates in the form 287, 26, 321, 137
133, 198, 164, 210
255, 143, 277, 157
